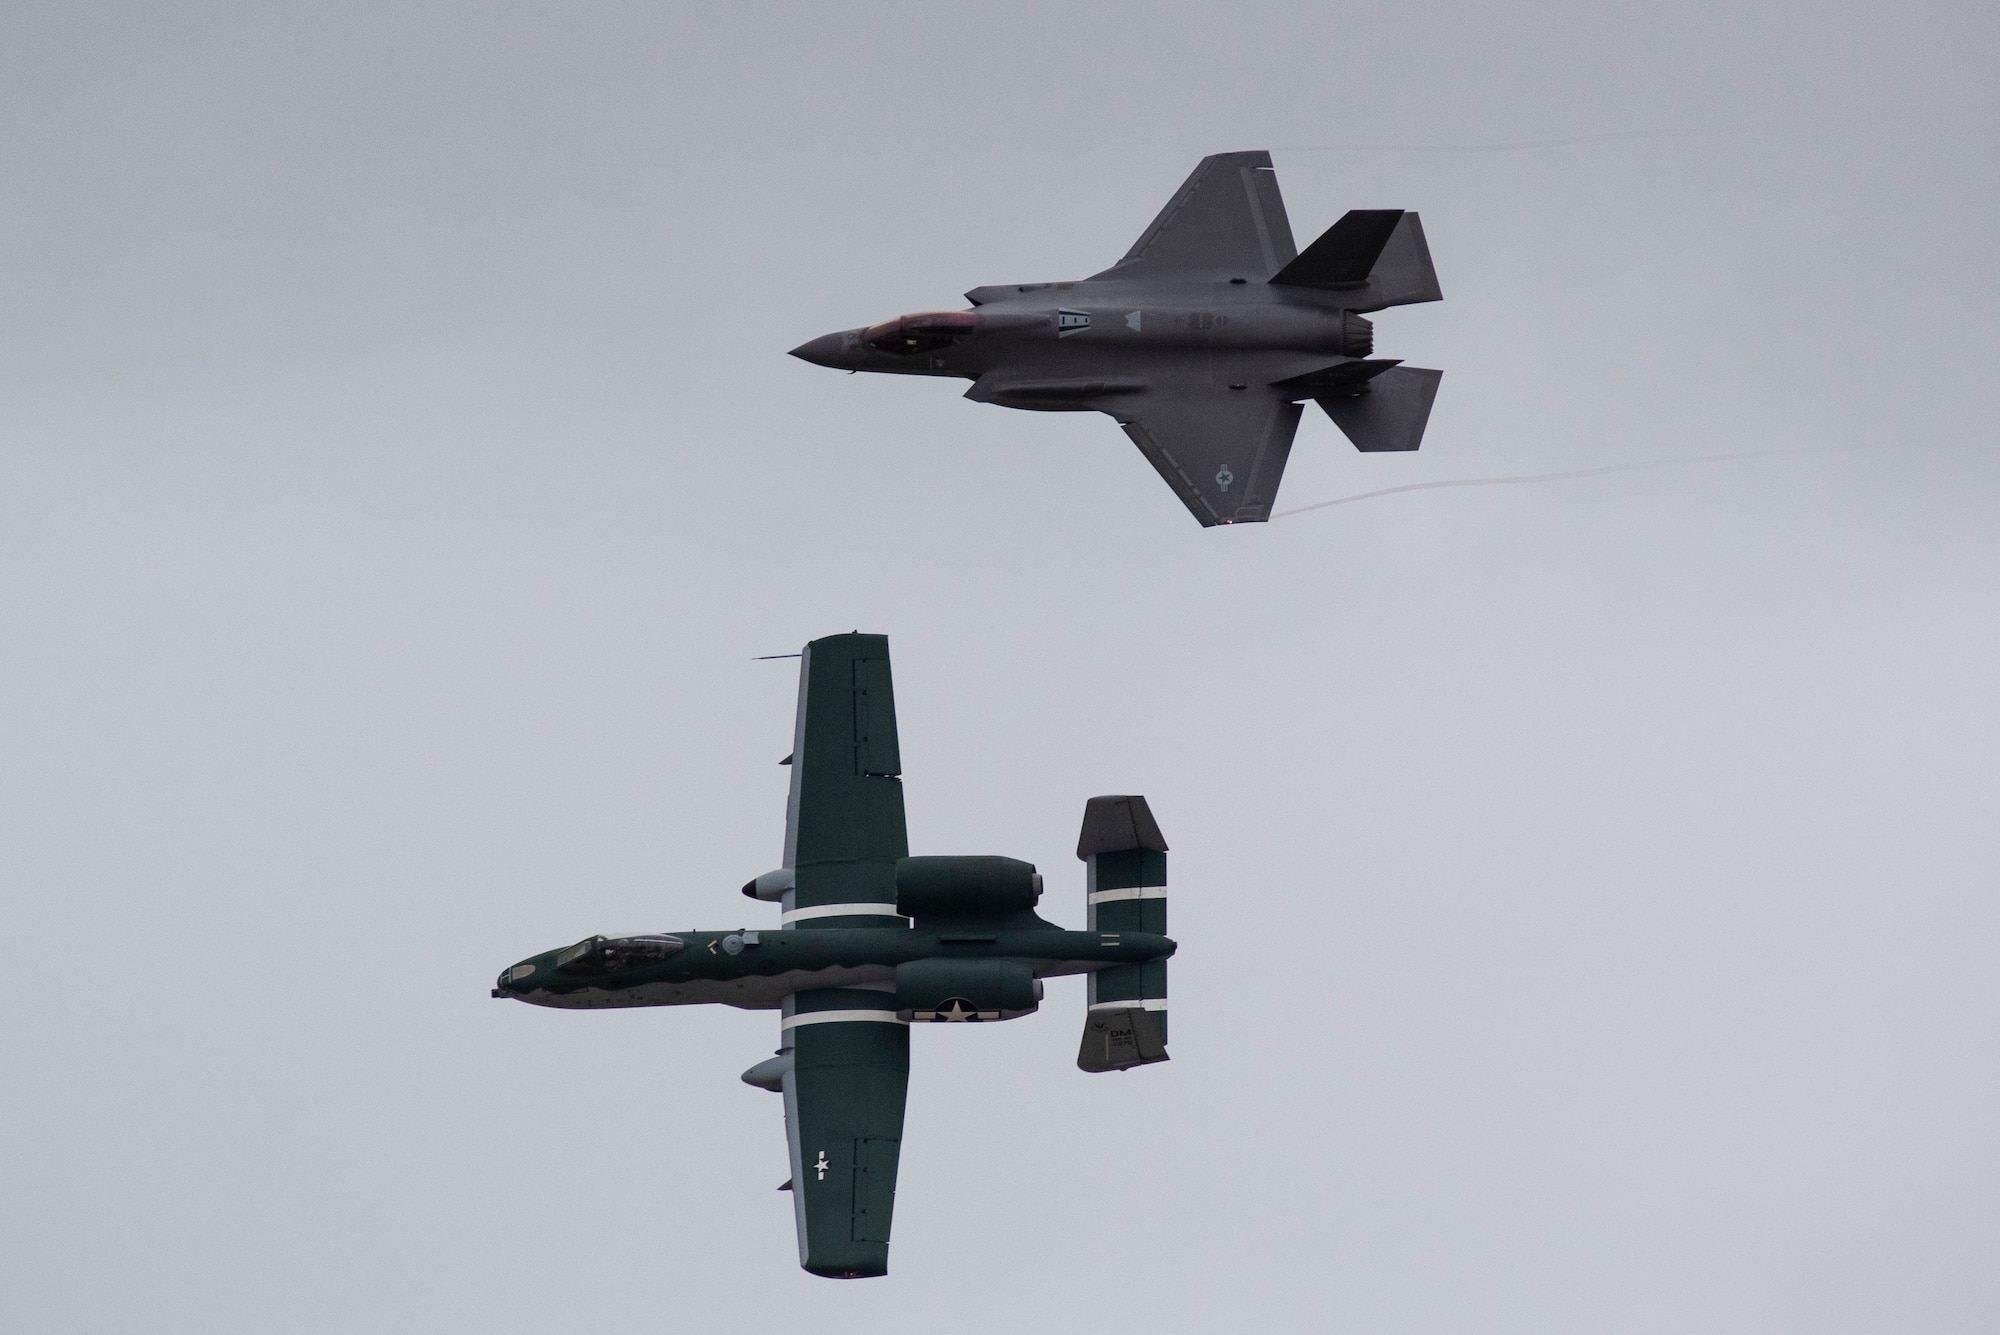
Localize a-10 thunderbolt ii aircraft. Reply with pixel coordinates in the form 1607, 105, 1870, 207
791, 149, 1443, 526
493, 633, 1173, 1278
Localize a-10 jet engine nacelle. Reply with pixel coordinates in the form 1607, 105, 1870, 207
738, 855, 1045, 912
895, 856, 1048, 1021
895, 958, 1043, 1022
893, 855, 1043, 918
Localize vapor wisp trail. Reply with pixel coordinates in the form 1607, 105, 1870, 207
1272, 444, 1866, 520
1270, 129, 1711, 154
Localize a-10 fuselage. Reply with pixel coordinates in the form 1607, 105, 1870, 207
494, 924, 1176, 1012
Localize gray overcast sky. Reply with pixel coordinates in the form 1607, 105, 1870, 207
2, 3, 1996, 1331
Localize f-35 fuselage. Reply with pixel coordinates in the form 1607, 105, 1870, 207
793, 278, 1376, 412
790, 150, 1443, 526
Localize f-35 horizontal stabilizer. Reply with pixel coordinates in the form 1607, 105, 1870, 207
1271, 211, 1442, 312
1318, 366, 1443, 453
1078, 1006, 1169, 1073
1274, 358, 1402, 399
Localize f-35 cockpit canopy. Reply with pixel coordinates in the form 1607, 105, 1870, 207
859, 311, 978, 355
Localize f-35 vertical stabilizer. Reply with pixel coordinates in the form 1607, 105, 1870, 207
1269, 210, 1442, 312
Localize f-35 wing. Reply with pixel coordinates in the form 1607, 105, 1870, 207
1113, 392, 1304, 526
782, 634, 908, 927
1091, 150, 1298, 282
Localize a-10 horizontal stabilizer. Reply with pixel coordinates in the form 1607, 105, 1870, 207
1077, 795, 1169, 1070
1078, 1006, 1169, 1072
1319, 366, 1444, 453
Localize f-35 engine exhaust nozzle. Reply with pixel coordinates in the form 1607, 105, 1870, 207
1339, 311, 1374, 358
1076, 795, 1170, 1072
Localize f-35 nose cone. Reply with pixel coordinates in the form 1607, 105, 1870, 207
789, 332, 849, 368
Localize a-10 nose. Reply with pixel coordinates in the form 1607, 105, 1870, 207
491, 961, 538, 998
787, 332, 852, 368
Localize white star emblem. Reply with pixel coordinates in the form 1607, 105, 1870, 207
813, 1150, 828, 1181
937, 999, 977, 1022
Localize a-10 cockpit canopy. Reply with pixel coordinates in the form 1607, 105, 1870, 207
554, 934, 685, 974
860, 310, 978, 355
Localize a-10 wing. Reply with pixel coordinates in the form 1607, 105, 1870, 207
782, 632, 908, 924
776, 634, 913, 1277
781, 989, 910, 1278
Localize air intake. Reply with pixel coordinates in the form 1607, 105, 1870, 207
1340, 312, 1374, 357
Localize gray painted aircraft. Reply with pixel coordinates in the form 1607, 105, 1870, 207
791, 149, 1443, 526
493, 633, 1173, 1278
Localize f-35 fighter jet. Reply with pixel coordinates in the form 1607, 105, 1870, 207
791, 149, 1443, 526
493, 633, 1173, 1278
